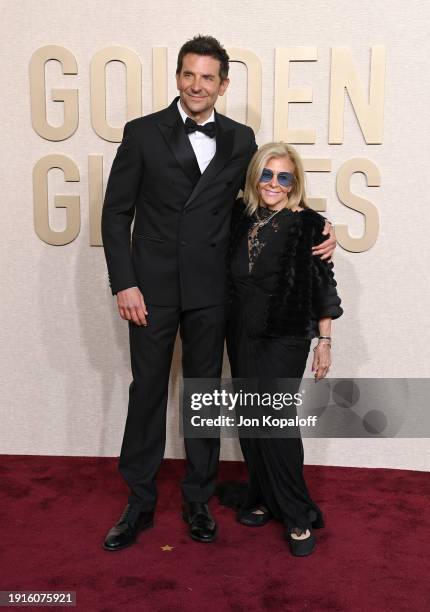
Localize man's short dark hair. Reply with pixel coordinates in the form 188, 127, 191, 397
176, 35, 229, 81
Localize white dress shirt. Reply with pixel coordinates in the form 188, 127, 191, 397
177, 99, 216, 174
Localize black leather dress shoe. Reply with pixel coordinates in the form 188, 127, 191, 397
103, 504, 154, 551
237, 506, 272, 527
182, 502, 217, 543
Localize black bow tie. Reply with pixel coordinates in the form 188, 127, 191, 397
184, 117, 216, 138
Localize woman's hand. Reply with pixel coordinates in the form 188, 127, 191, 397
312, 342, 331, 381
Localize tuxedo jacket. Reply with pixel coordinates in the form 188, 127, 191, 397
101, 96, 257, 309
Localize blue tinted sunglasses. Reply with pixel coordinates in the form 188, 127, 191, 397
259, 168, 294, 187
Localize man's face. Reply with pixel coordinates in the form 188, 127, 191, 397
176, 53, 229, 120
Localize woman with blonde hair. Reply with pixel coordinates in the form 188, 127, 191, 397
220, 142, 343, 556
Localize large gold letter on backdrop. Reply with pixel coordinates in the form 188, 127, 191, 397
302, 159, 332, 212
90, 47, 142, 142
33, 155, 80, 246
216, 48, 262, 134
29, 45, 78, 141
274, 47, 318, 143
329, 46, 386, 143
88, 155, 103, 246
152, 47, 168, 113
336, 158, 380, 252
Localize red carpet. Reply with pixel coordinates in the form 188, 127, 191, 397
1, 455, 429, 611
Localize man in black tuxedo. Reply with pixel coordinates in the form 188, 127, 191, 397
101, 35, 336, 551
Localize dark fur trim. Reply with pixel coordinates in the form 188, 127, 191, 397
228, 206, 343, 338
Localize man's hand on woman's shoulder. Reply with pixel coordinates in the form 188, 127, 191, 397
312, 217, 336, 262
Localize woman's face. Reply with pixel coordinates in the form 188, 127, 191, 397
257, 155, 295, 210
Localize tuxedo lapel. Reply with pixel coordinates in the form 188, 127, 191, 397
157, 99, 201, 186
157, 98, 235, 206
184, 111, 235, 208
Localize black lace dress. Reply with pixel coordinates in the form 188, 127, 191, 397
219, 203, 343, 532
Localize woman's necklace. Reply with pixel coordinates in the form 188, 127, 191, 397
252, 207, 283, 229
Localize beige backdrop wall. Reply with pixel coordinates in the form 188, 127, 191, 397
1, 0, 429, 470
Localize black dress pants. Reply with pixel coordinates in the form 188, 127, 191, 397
118, 304, 226, 511
226, 297, 324, 531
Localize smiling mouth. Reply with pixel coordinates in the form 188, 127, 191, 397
263, 189, 281, 195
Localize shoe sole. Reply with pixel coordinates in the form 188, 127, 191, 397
182, 513, 217, 543
102, 520, 154, 552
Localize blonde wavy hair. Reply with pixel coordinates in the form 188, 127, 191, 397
243, 142, 308, 216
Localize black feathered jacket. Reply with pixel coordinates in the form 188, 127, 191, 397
227, 199, 343, 339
